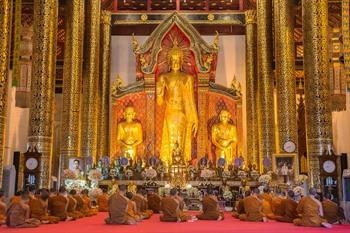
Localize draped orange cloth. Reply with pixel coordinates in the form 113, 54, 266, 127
73, 195, 94, 217
97, 194, 109, 212
147, 193, 162, 213
132, 194, 152, 219
6, 202, 40, 228
127, 200, 142, 222
67, 196, 83, 219
322, 199, 344, 224
160, 196, 191, 222
0, 200, 6, 225
10, 196, 21, 204
293, 196, 326, 227
271, 196, 284, 216
48, 195, 68, 221
239, 196, 265, 222
260, 193, 275, 219
28, 198, 59, 223
82, 196, 97, 216
105, 193, 136, 225
197, 195, 224, 220
233, 199, 245, 218
275, 198, 298, 223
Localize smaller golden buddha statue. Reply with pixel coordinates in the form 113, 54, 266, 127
116, 106, 143, 161
211, 110, 237, 167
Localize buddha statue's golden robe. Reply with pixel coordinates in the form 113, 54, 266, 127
156, 45, 198, 166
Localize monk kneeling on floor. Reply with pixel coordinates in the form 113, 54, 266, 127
197, 188, 224, 221
81, 189, 97, 216
275, 190, 297, 223
160, 188, 193, 222
293, 188, 332, 228
105, 185, 136, 225
48, 186, 73, 221
0, 190, 7, 225
147, 190, 162, 214
29, 189, 60, 224
132, 189, 152, 219
322, 193, 347, 224
232, 192, 248, 218
6, 191, 40, 228
67, 190, 84, 219
239, 188, 266, 222
260, 187, 275, 220
97, 189, 109, 212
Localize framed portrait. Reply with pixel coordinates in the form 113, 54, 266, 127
272, 153, 299, 183
68, 157, 84, 171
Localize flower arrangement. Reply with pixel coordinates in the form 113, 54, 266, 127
200, 168, 215, 180
295, 175, 308, 185
125, 169, 133, 179
223, 190, 233, 200
144, 167, 157, 180
187, 187, 200, 198
88, 169, 103, 182
63, 169, 77, 179
158, 187, 170, 197
108, 184, 119, 196
293, 186, 304, 196
89, 188, 103, 199
64, 179, 87, 193
258, 185, 265, 194
258, 174, 272, 185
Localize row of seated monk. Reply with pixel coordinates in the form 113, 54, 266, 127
232, 187, 348, 228
105, 185, 223, 224
0, 187, 110, 228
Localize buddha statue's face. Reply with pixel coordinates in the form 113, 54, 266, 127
219, 110, 230, 124
170, 53, 181, 71
124, 107, 136, 122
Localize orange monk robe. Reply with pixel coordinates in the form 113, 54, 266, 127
141, 196, 153, 218
197, 196, 224, 220
132, 194, 152, 219
147, 193, 162, 213
239, 196, 265, 222
160, 196, 191, 222
127, 200, 142, 222
293, 196, 327, 227
276, 198, 298, 223
272, 196, 284, 217
73, 195, 94, 217
0, 200, 6, 225
67, 196, 84, 219
29, 198, 60, 224
322, 199, 344, 224
6, 202, 40, 228
97, 194, 109, 212
82, 195, 97, 215
10, 196, 21, 204
232, 199, 245, 218
105, 193, 136, 225
260, 193, 275, 219
48, 195, 68, 221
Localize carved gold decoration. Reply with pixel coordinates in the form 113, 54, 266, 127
343, 0, 350, 91
212, 31, 219, 50
257, 0, 275, 172
12, 0, 21, 86
207, 13, 215, 21
97, 10, 111, 158
231, 75, 242, 97
0, 0, 11, 185
28, 0, 58, 188
81, 0, 101, 162
302, 0, 333, 189
131, 33, 141, 53
203, 53, 214, 71
140, 14, 148, 22
60, 0, 84, 170
274, 0, 297, 153
245, 10, 259, 168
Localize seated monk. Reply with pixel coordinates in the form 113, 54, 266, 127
233, 192, 249, 218
81, 189, 97, 216
197, 188, 224, 220
276, 190, 298, 223
239, 188, 267, 222
48, 186, 73, 221
293, 188, 332, 228
0, 190, 6, 225
140, 189, 153, 218
105, 184, 136, 225
260, 187, 275, 219
97, 189, 109, 212
67, 190, 84, 219
73, 191, 94, 217
160, 188, 193, 222
126, 192, 142, 222
6, 191, 40, 228
322, 193, 347, 224
131, 189, 152, 219
175, 192, 186, 212
10, 191, 22, 204
147, 190, 162, 213
29, 189, 60, 224
271, 191, 284, 217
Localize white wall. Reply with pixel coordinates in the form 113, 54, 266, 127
110, 35, 247, 155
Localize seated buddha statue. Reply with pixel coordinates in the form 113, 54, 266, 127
116, 106, 143, 161
211, 110, 237, 167
156, 42, 198, 167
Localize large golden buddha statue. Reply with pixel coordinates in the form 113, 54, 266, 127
116, 106, 143, 161
211, 110, 237, 166
156, 44, 198, 167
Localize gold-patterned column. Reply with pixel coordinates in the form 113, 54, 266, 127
274, 0, 297, 152
0, 0, 12, 185
302, 0, 332, 189
60, 0, 84, 169
81, 0, 100, 162
28, 0, 58, 188
245, 10, 259, 167
257, 0, 275, 172
97, 11, 111, 158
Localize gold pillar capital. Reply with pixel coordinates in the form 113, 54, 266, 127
101, 10, 111, 25
245, 10, 257, 25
